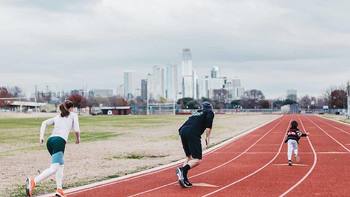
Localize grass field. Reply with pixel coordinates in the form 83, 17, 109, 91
0, 115, 186, 155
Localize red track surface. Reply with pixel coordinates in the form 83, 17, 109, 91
66, 115, 350, 197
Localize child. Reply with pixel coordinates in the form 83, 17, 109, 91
284, 120, 307, 166
25, 100, 80, 197
176, 102, 215, 188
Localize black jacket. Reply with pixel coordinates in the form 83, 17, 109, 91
284, 128, 307, 143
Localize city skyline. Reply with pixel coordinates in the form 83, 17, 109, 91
1, 1, 350, 98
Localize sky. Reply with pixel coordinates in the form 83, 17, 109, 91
0, 0, 350, 99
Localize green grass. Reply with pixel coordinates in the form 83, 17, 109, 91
0, 115, 185, 156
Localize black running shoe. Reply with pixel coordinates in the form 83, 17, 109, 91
184, 179, 193, 187
176, 167, 184, 181
288, 160, 292, 166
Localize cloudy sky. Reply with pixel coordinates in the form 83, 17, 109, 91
0, 0, 349, 98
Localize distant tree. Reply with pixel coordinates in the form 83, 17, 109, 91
258, 100, 270, 109
68, 94, 87, 109
299, 95, 312, 109
9, 86, 23, 97
330, 89, 347, 109
0, 87, 12, 107
115, 97, 129, 106
187, 100, 201, 109
316, 97, 328, 108
87, 96, 99, 107
243, 89, 265, 100
200, 97, 212, 103
95, 97, 110, 107
283, 99, 298, 105
273, 100, 284, 109
177, 97, 195, 109
231, 100, 241, 109
240, 89, 265, 109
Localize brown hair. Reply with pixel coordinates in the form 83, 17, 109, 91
60, 100, 74, 117
290, 120, 298, 129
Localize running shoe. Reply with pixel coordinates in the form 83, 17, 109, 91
184, 179, 193, 187
55, 188, 66, 197
288, 160, 293, 166
25, 177, 35, 197
176, 167, 184, 181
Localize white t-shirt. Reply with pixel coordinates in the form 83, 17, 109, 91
40, 112, 80, 142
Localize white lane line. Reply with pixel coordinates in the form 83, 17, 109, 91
315, 117, 350, 135
273, 164, 309, 167
306, 116, 350, 153
61, 116, 283, 197
279, 115, 318, 197
192, 183, 219, 188
200, 117, 293, 197
128, 118, 286, 197
212, 151, 348, 154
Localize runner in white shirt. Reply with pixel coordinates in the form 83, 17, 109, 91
25, 100, 80, 197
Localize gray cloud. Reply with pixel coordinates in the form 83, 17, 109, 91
0, 0, 349, 98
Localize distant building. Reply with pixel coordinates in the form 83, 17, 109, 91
287, 89, 298, 102
226, 78, 244, 100
124, 71, 134, 99
213, 89, 229, 103
141, 79, 147, 100
211, 66, 219, 78
90, 89, 113, 97
151, 65, 166, 99
116, 84, 124, 97
182, 49, 194, 98
71, 89, 88, 97
207, 78, 225, 99
165, 65, 178, 100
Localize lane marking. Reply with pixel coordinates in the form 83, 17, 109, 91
193, 183, 219, 188
206, 151, 348, 155
61, 116, 283, 197
273, 163, 307, 166
316, 117, 350, 136
318, 152, 349, 154
128, 117, 286, 197
307, 116, 350, 153
279, 115, 318, 197
201, 117, 293, 197
254, 144, 281, 146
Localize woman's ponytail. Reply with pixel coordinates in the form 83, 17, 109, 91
60, 100, 74, 117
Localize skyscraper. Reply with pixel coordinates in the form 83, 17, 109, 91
141, 79, 147, 100
182, 48, 194, 98
165, 65, 178, 100
227, 78, 244, 100
182, 48, 192, 75
211, 66, 219, 78
151, 65, 166, 99
124, 71, 134, 99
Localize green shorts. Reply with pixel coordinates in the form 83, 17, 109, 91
47, 136, 66, 165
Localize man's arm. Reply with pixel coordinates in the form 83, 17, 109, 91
205, 128, 212, 148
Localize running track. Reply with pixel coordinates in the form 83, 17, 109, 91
56, 115, 350, 197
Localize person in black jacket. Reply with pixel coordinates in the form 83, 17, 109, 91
284, 120, 308, 166
176, 102, 215, 188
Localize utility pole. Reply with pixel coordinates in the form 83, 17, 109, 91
35, 85, 38, 112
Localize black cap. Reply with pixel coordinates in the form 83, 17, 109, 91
202, 101, 213, 111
